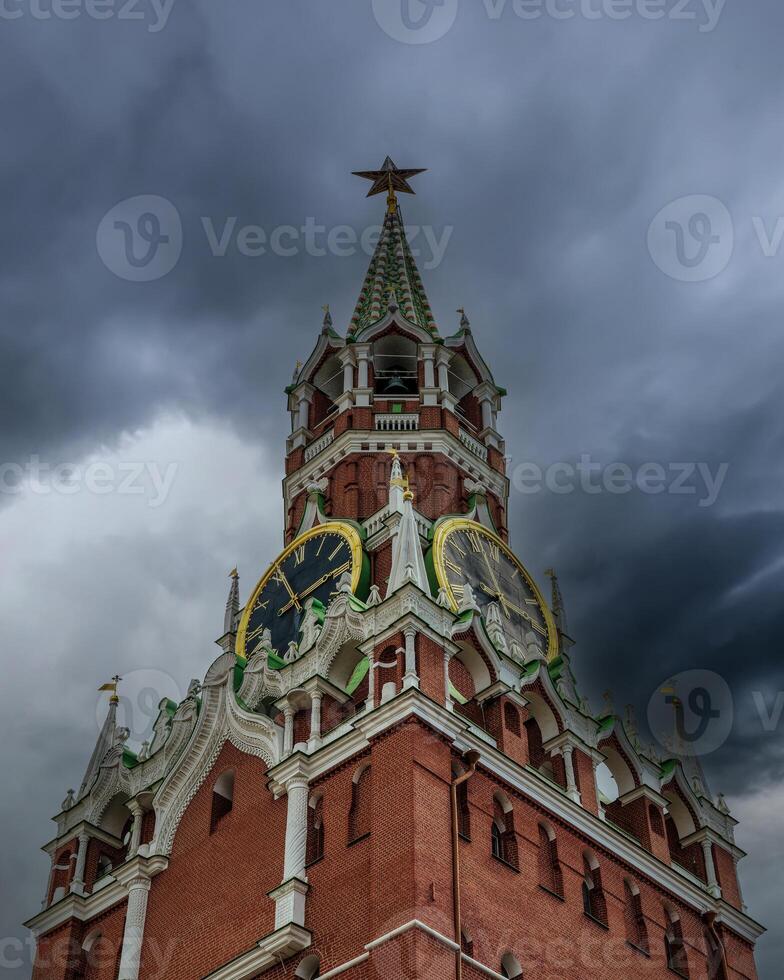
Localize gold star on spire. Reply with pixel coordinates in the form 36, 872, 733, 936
352, 156, 427, 213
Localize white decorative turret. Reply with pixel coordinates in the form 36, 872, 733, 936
386, 488, 429, 597
78, 686, 119, 799
388, 449, 406, 514
224, 567, 240, 635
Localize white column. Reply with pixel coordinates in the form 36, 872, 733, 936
117, 875, 151, 980
283, 706, 295, 755
365, 653, 375, 713
562, 746, 581, 805
70, 832, 89, 895
297, 396, 309, 431
444, 651, 454, 711
480, 396, 493, 430
308, 692, 323, 751
282, 776, 309, 883
128, 801, 144, 859
436, 353, 450, 392
423, 352, 435, 389
402, 627, 419, 690
358, 350, 369, 388
702, 839, 722, 899
343, 359, 354, 392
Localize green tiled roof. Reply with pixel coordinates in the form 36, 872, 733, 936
349, 206, 438, 336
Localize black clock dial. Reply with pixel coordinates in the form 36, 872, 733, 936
434, 521, 557, 659
239, 525, 360, 660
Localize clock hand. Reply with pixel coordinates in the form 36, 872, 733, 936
501, 597, 547, 635
277, 560, 352, 616
273, 565, 302, 613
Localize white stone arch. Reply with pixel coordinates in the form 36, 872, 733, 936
96, 792, 131, 838
447, 351, 479, 400
81, 926, 103, 954
372, 331, 419, 395
451, 639, 494, 699
327, 639, 366, 692
313, 352, 344, 403
663, 786, 698, 839
523, 688, 561, 743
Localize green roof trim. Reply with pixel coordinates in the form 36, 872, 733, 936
346, 656, 370, 695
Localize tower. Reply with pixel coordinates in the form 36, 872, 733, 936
28, 162, 762, 980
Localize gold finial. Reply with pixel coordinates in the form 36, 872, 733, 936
229, 567, 238, 579
98, 674, 122, 704
387, 447, 399, 458
403, 488, 414, 502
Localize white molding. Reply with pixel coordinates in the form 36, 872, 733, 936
365, 918, 459, 952
317, 952, 370, 979
203, 924, 312, 980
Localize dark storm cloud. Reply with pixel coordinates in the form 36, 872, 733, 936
2, 0, 783, 975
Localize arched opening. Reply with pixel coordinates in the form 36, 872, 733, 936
307, 792, 325, 865
99, 794, 131, 839
312, 354, 344, 424
582, 851, 607, 925
500, 952, 523, 979
595, 761, 621, 809
373, 333, 418, 396
295, 953, 321, 979
210, 769, 235, 833
491, 791, 518, 869
623, 879, 649, 953
95, 854, 113, 883
348, 763, 371, 843
537, 822, 563, 897
664, 905, 689, 978
663, 791, 705, 881
460, 927, 474, 958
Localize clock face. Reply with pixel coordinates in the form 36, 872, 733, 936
237, 523, 363, 661
432, 519, 558, 661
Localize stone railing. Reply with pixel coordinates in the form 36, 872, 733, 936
374, 413, 419, 432
304, 429, 334, 462
458, 428, 488, 461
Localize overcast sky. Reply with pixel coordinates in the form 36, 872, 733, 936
1, 0, 783, 976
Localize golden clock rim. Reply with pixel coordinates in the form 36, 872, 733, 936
236, 522, 364, 660
431, 517, 558, 661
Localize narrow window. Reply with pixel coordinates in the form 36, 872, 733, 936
295, 954, 320, 979
348, 764, 371, 842
457, 779, 471, 840
582, 853, 608, 925
537, 823, 563, 897
664, 908, 689, 978
491, 793, 518, 869
210, 769, 235, 833
307, 794, 325, 865
501, 952, 523, 978
461, 928, 473, 958
623, 880, 649, 953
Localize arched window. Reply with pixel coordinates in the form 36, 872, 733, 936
95, 854, 113, 882
524, 717, 545, 769
501, 952, 523, 978
664, 906, 689, 978
623, 879, 649, 953
582, 852, 607, 925
491, 792, 518, 869
537, 823, 563, 897
348, 763, 371, 842
504, 702, 521, 737
704, 926, 728, 980
307, 793, 325, 865
649, 803, 665, 838
210, 769, 235, 833
295, 953, 321, 979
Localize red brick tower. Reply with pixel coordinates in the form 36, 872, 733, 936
28, 161, 763, 980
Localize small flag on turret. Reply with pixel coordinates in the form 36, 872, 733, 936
97, 682, 116, 692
